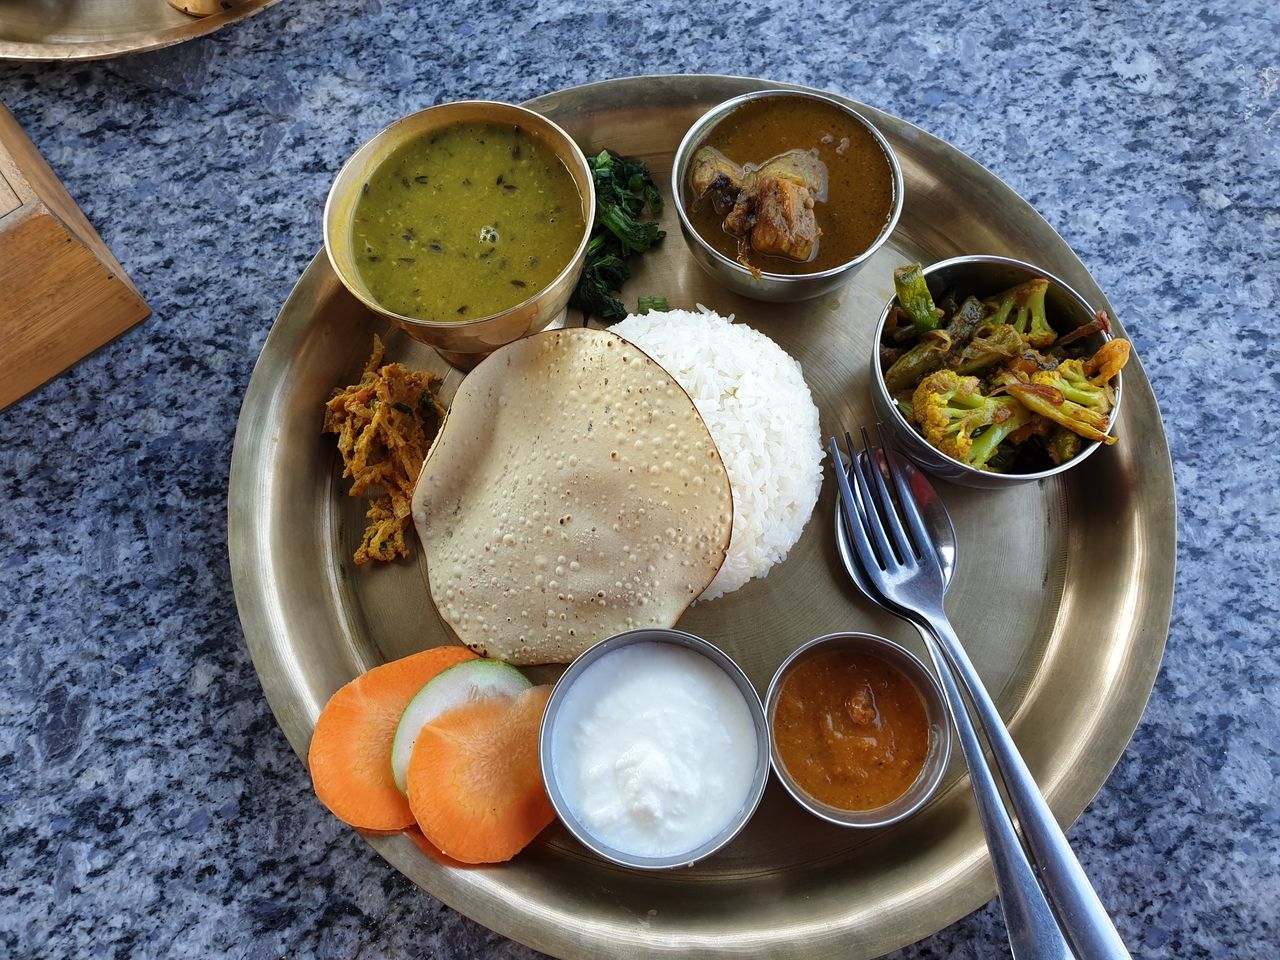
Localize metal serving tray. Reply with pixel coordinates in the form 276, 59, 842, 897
228, 74, 1175, 959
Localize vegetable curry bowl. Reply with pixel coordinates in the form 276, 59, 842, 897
872, 255, 1129, 488
672, 90, 903, 302
325, 101, 594, 368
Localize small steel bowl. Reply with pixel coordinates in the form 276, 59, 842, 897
323, 101, 595, 369
540, 628, 770, 870
765, 632, 952, 829
872, 255, 1124, 488
671, 89, 903, 302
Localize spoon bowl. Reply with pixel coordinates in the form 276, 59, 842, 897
834, 447, 957, 595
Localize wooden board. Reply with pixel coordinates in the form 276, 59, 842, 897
0, 103, 150, 410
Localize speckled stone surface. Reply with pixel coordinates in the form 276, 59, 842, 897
1, 2, 1277, 957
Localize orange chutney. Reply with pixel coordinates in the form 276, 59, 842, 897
773, 650, 929, 810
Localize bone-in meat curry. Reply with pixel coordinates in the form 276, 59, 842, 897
685, 95, 895, 276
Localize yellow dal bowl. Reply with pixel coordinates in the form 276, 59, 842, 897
324, 100, 595, 369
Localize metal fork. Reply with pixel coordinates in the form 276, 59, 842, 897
831, 427, 1131, 960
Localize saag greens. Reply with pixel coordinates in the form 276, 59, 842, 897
570, 150, 666, 323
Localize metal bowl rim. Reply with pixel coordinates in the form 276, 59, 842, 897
764, 631, 953, 829
670, 88, 905, 282
321, 99, 595, 332
539, 627, 771, 871
872, 253, 1124, 484
0, 0, 282, 62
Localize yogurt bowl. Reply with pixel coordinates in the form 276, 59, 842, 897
540, 628, 770, 870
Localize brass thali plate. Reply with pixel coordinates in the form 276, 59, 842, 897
228, 75, 1176, 958
0, 0, 279, 61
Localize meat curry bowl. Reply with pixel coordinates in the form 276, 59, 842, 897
324, 100, 594, 369
673, 90, 903, 302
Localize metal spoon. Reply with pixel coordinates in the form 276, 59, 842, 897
833, 450, 1073, 960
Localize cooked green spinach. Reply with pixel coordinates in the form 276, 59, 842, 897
570, 150, 666, 322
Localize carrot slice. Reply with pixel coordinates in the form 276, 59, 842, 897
404, 825, 470, 870
407, 685, 554, 863
308, 645, 478, 832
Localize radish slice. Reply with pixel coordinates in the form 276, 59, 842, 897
391, 659, 532, 794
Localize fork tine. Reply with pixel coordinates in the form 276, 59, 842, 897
828, 436, 884, 577
860, 426, 912, 564
876, 423, 940, 569
847, 431, 897, 571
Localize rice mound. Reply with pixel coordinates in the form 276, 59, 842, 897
612, 308, 824, 601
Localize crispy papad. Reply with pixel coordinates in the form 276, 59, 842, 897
411, 327, 733, 665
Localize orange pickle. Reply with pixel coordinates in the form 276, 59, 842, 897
773, 649, 930, 810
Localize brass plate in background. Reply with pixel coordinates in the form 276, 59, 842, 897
228, 75, 1176, 959
0, 0, 279, 62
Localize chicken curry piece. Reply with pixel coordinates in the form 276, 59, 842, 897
685, 94, 895, 276
693, 146, 832, 265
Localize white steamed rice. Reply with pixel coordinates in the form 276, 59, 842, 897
612, 307, 824, 601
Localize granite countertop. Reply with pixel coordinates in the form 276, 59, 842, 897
1, 2, 1276, 957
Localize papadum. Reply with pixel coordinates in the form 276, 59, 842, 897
411, 328, 733, 665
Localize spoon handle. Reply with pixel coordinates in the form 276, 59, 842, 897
916, 622, 1074, 959
920, 612, 1133, 960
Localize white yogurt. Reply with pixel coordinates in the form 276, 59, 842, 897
550, 641, 760, 859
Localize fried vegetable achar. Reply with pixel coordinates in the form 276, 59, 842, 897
882, 263, 1133, 472
323, 335, 446, 564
